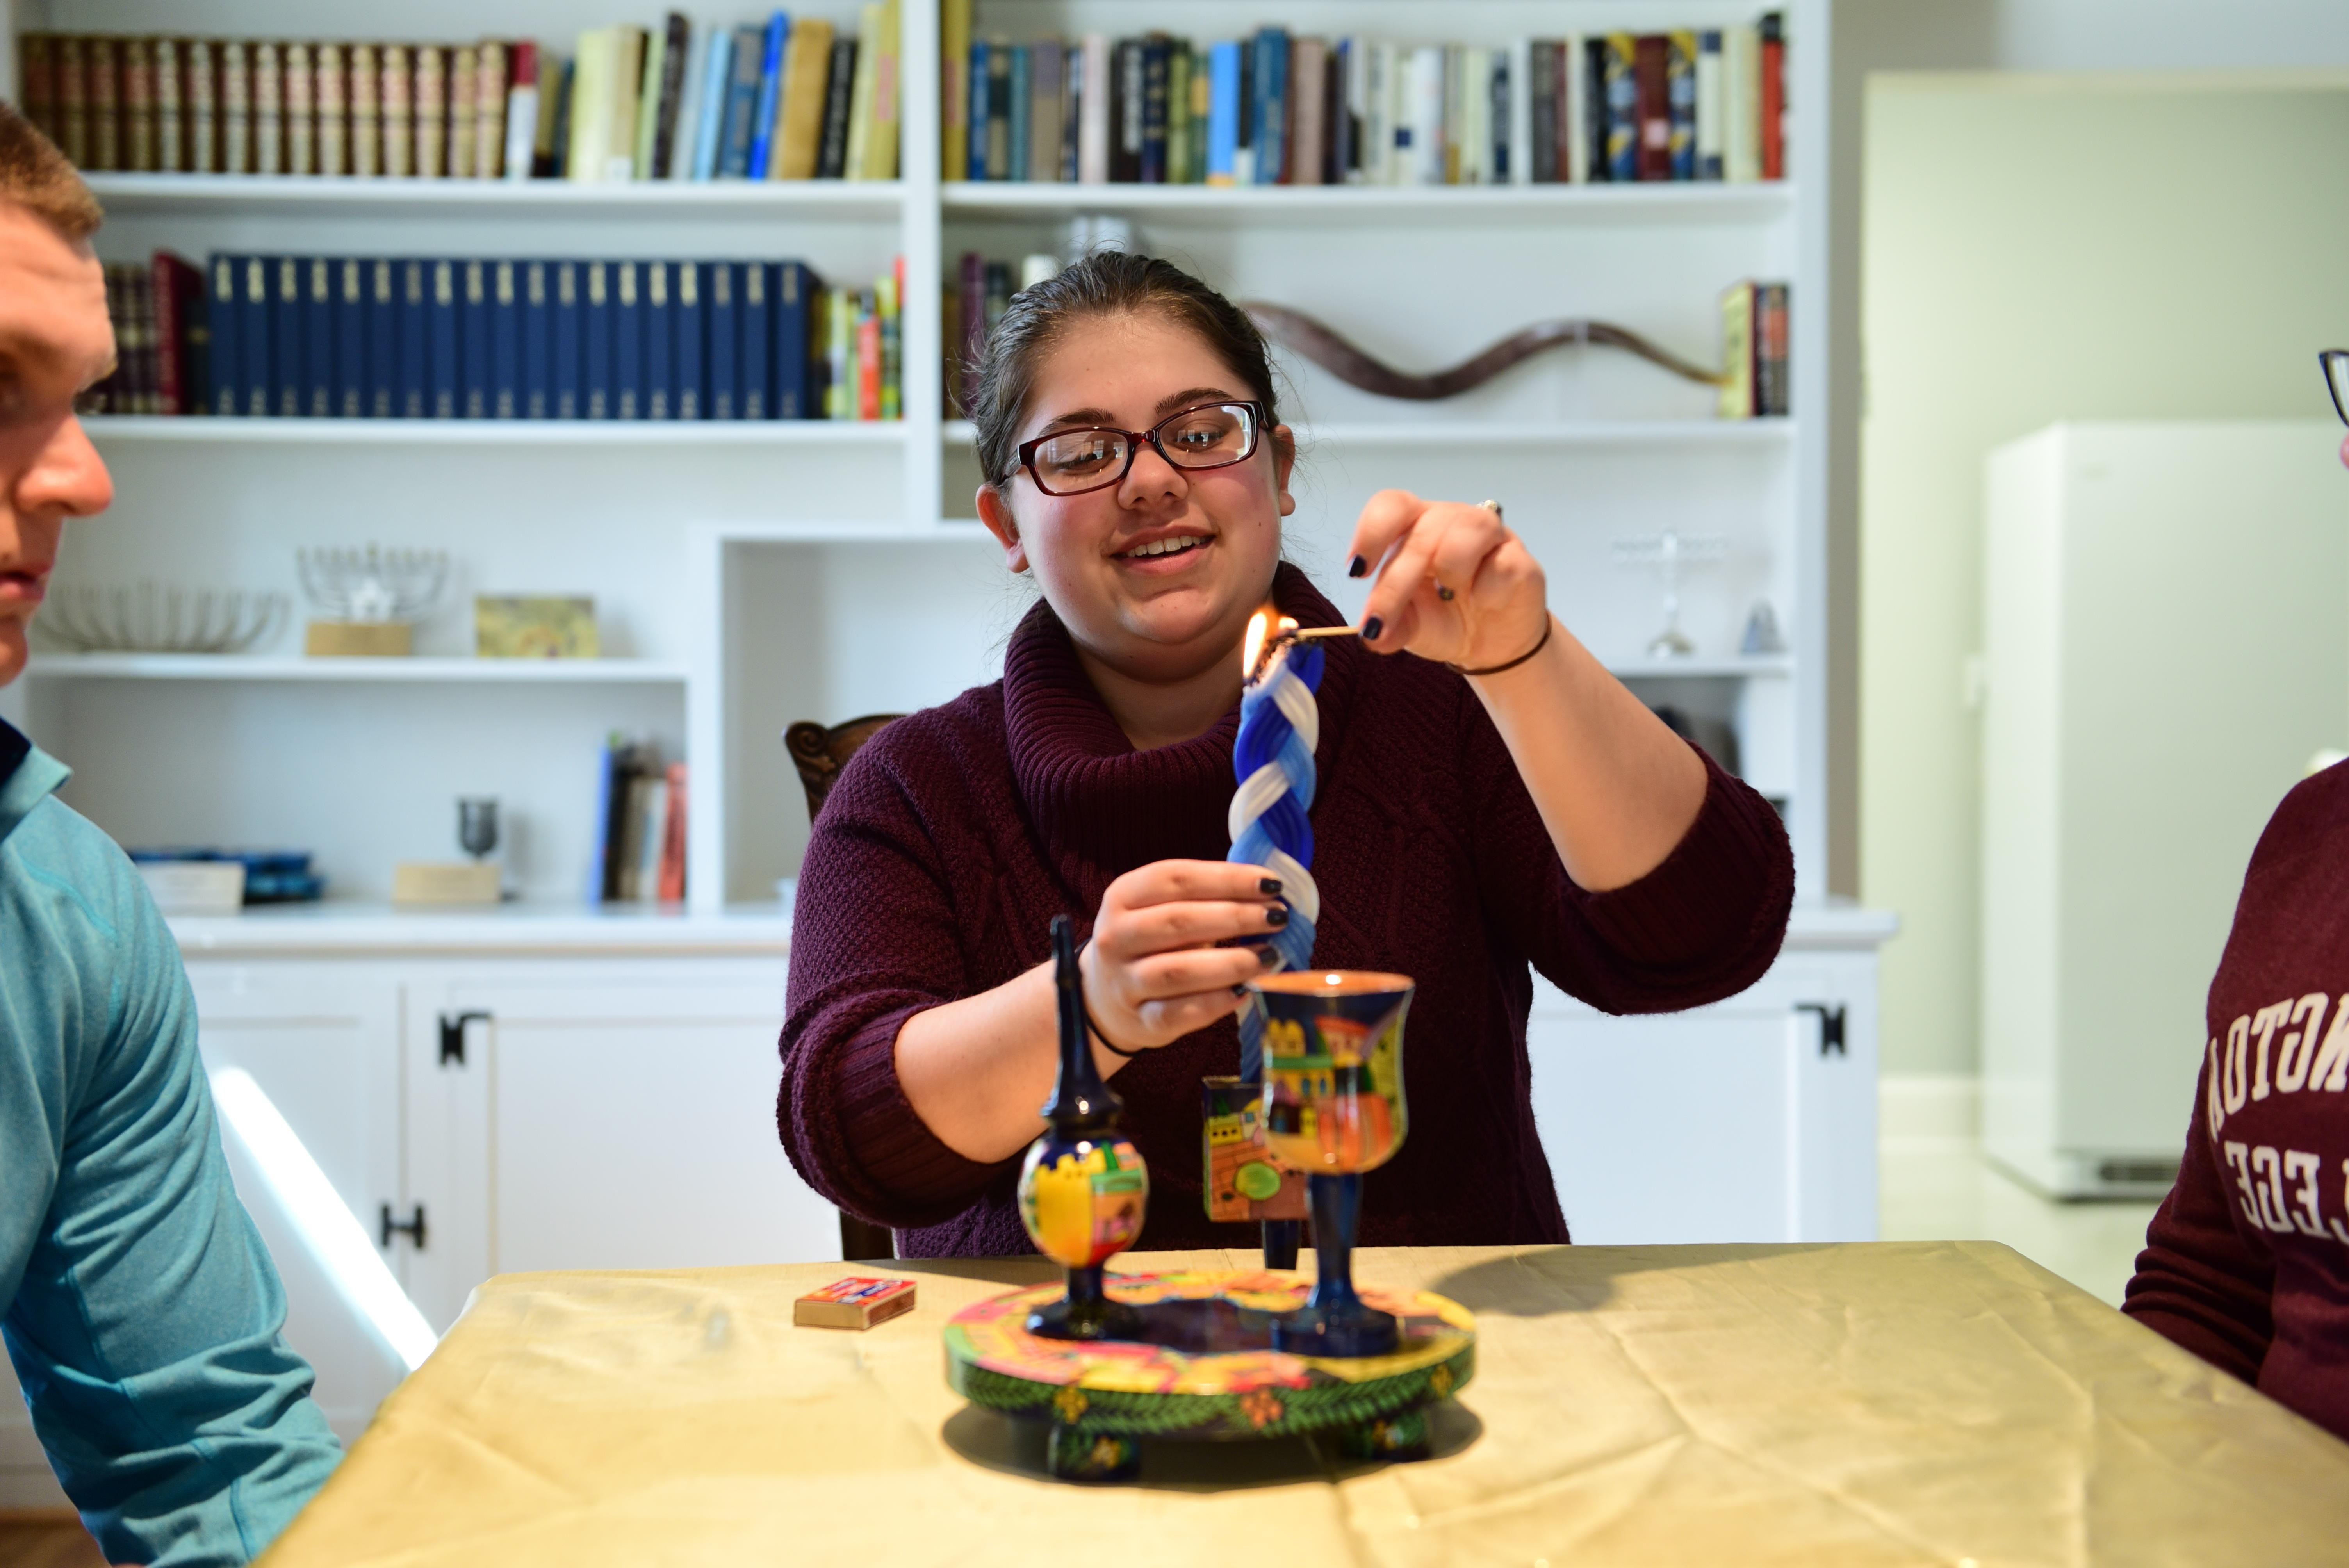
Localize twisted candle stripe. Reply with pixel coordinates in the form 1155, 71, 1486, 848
1229, 638, 1324, 1080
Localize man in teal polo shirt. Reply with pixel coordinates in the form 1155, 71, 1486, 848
0, 103, 339, 1564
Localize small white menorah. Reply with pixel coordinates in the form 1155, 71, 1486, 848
1610, 532, 1727, 659
296, 545, 448, 625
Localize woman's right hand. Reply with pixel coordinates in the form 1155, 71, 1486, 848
1080, 860, 1292, 1053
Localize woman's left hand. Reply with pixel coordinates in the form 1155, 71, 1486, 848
1345, 490, 1551, 670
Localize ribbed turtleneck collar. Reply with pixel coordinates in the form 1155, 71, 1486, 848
1002, 562, 1360, 895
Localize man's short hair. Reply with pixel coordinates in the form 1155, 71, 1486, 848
0, 99, 102, 241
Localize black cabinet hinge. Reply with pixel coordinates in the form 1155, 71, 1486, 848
438, 1010, 490, 1066
380, 1203, 426, 1250
1796, 1003, 1847, 1057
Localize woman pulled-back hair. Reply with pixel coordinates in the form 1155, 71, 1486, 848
778, 251, 1792, 1255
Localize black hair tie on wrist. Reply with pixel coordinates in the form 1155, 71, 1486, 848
1083, 999, 1145, 1058
1447, 616, 1554, 679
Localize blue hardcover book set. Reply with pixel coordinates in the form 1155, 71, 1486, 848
204, 253, 832, 421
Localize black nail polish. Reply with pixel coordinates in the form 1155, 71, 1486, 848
1346, 554, 1367, 579
1232, 984, 1250, 996
1256, 945, 1281, 969
1266, 905, 1289, 927
1362, 616, 1383, 641
1258, 877, 1282, 895
1436, 585, 1455, 602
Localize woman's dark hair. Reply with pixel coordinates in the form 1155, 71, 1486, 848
970, 251, 1282, 488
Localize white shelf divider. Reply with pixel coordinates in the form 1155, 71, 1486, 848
83, 416, 907, 446
942, 418, 1794, 448
942, 180, 1796, 226
28, 654, 690, 684
82, 172, 907, 219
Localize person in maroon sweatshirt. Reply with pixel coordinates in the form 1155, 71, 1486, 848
779, 253, 1794, 1257
2122, 358, 2349, 1441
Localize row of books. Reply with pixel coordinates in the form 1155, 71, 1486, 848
938, 11, 1788, 186
13, 7, 901, 183
590, 739, 685, 904
87, 251, 907, 423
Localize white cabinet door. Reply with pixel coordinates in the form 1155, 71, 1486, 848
181, 964, 410, 1442
1529, 953, 1878, 1244
405, 961, 837, 1330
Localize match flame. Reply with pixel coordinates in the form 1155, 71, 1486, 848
1241, 604, 1278, 684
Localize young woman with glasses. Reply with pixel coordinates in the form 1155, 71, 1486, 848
2121, 353, 2349, 1442
778, 252, 1793, 1256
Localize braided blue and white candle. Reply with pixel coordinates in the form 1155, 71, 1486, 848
1229, 633, 1324, 1081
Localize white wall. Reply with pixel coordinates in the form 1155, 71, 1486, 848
1858, 74, 2349, 1077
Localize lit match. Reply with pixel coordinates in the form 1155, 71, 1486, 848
1244, 608, 1364, 684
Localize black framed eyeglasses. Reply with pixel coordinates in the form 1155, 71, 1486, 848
1014, 401, 1267, 497
2323, 351, 2349, 426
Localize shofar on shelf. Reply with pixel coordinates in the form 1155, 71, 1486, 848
1240, 303, 1724, 401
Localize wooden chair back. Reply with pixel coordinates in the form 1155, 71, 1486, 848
784, 714, 905, 1264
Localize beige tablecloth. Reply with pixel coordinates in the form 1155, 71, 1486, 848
259, 1243, 2349, 1565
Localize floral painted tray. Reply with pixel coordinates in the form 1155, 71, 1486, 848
944, 1269, 1475, 1479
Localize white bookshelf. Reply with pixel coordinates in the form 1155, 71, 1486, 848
12, 0, 1834, 921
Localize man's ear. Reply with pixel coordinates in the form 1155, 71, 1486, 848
1272, 424, 1297, 518
975, 483, 1029, 572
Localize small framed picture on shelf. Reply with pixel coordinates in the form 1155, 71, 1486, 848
475, 595, 598, 659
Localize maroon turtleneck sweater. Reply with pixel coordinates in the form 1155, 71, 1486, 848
778, 565, 1795, 1256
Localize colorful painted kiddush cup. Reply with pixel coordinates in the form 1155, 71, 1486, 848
1249, 969, 1413, 1357
1017, 914, 1148, 1341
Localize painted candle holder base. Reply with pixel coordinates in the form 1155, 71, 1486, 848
1334, 1406, 1430, 1463
1025, 1297, 1146, 1342
946, 1269, 1475, 1483
1048, 1425, 1141, 1482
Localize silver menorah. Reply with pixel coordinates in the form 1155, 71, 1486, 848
296, 545, 447, 625
1611, 532, 1727, 659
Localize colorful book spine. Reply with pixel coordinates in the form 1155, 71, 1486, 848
818, 36, 859, 178
504, 41, 540, 180
336, 257, 366, 418
706, 262, 737, 419
718, 24, 764, 177
778, 18, 835, 180
741, 262, 771, 420
1007, 45, 1032, 186
462, 259, 491, 419
775, 263, 813, 420
271, 256, 303, 417
1600, 35, 1636, 183
643, 260, 673, 419
941, 0, 971, 181
429, 258, 459, 418
747, 12, 790, 179
1140, 36, 1171, 184
1030, 39, 1065, 184
304, 256, 334, 417
583, 260, 613, 419
398, 258, 427, 417
675, 260, 705, 418
1205, 42, 1240, 185
368, 258, 397, 417
1695, 31, 1725, 182
1666, 32, 1698, 181
553, 260, 582, 418
349, 43, 380, 177
523, 260, 552, 419
317, 42, 348, 176
863, 0, 901, 180
1759, 12, 1786, 180
966, 40, 991, 179
690, 27, 734, 179
651, 15, 691, 177
207, 251, 241, 413
614, 260, 643, 418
